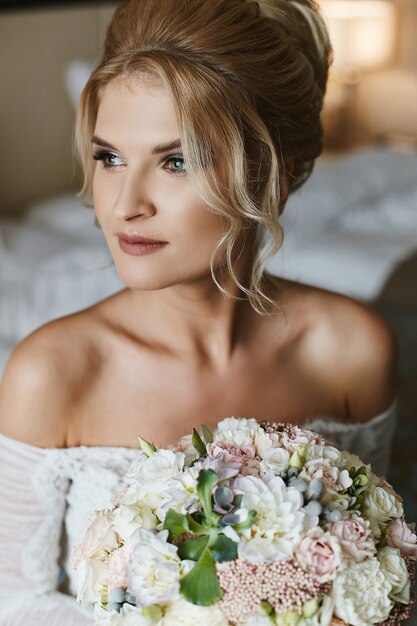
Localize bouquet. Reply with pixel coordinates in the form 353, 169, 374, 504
72, 417, 417, 626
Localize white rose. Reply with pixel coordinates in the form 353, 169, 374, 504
122, 450, 185, 509
160, 598, 228, 625
363, 484, 403, 537
332, 557, 393, 625
233, 473, 308, 561
215, 417, 263, 447
305, 445, 343, 466
259, 448, 290, 475
76, 558, 109, 607
378, 546, 410, 604
126, 529, 181, 607
111, 502, 157, 541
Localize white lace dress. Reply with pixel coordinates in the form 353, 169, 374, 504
0, 399, 398, 626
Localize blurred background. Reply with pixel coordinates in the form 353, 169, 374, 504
0, 0, 416, 528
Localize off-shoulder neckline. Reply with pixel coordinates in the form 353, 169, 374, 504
0, 397, 398, 454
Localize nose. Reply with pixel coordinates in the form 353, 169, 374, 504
113, 170, 156, 221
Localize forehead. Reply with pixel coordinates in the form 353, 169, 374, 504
95, 75, 179, 147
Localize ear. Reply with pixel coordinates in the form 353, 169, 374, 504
279, 159, 295, 216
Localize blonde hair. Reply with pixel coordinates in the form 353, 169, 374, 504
75, 0, 332, 315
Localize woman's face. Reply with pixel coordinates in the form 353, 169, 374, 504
92, 76, 233, 291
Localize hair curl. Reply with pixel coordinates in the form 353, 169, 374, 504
75, 0, 332, 315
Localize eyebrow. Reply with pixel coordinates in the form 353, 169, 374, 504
91, 135, 182, 155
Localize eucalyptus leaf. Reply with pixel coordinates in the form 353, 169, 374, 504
196, 469, 218, 520
180, 548, 223, 606
209, 533, 238, 562
201, 424, 214, 444
164, 509, 190, 534
192, 428, 207, 455
178, 535, 210, 561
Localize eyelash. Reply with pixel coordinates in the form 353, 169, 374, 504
92, 150, 187, 175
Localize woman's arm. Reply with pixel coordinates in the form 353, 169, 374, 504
0, 331, 94, 625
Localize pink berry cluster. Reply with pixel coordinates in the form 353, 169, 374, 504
216, 558, 330, 623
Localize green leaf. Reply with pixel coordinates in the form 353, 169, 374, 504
201, 424, 214, 444
163, 509, 190, 534
180, 548, 223, 606
137, 436, 157, 457
197, 469, 218, 520
192, 429, 207, 455
233, 509, 257, 531
187, 514, 210, 535
209, 533, 238, 562
178, 535, 210, 561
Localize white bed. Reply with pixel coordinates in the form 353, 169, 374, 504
1, 145, 416, 375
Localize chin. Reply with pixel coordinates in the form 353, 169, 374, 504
115, 262, 218, 292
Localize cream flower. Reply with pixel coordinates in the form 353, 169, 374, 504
215, 417, 263, 448
76, 558, 109, 607
329, 515, 376, 562
378, 546, 410, 604
111, 502, 157, 542
122, 449, 185, 510
126, 529, 181, 607
280, 428, 323, 455
160, 598, 228, 625
363, 483, 403, 537
233, 473, 309, 561
295, 528, 343, 583
259, 447, 290, 475
72, 510, 119, 567
332, 557, 393, 626
305, 445, 343, 467
386, 517, 417, 559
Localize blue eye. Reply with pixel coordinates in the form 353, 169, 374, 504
93, 151, 123, 169
164, 155, 187, 174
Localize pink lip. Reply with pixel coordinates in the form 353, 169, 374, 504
117, 234, 168, 256
117, 233, 167, 244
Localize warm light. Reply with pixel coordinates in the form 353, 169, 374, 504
319, 1, 396, 71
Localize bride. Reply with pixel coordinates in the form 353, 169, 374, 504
0, 0, 397, 624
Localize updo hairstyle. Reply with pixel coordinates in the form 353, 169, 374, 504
75, 0, 332, 315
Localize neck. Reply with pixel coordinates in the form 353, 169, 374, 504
128, 248, 264, 372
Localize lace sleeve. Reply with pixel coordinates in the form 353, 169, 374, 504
0, 433, 94, 626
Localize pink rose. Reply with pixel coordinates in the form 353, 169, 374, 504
207, 441, 256, 464
329, 515, 376, 562
71, 510, 118, 568
206, 441, 260, 476
281, 427, 323, 453
386, 517, 417, 560
295, 528, 342, 583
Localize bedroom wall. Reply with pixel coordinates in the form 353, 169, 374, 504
0, 3, 118, 216
0, 0, 416, 216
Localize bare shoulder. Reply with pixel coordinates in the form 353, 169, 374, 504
0, 310, 101, 447
301, 285, 398, 422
